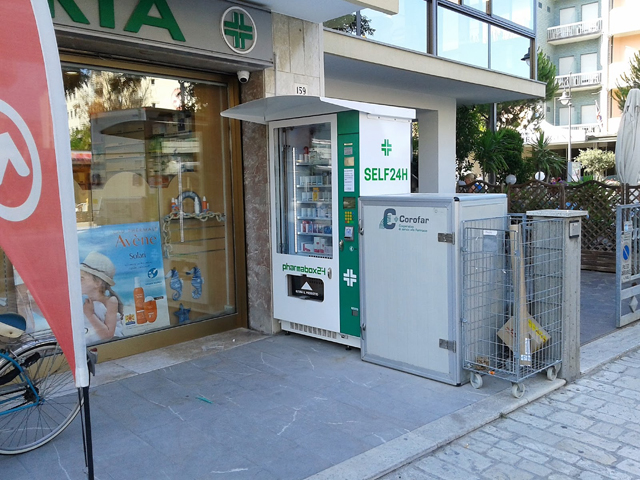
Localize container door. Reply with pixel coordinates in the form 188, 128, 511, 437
360, 199, 459, 385
270, 116, 341, 336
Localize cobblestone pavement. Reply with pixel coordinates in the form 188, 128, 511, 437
382, 349, 640, 480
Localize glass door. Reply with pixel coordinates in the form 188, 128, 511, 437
274, 121, 333, 259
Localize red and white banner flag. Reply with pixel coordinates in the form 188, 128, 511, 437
0, 0, 88, 386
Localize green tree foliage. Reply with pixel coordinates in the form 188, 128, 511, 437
496, 49, 559, 130
614, 51, 640, 111
528, 132, 564, 180
575, 149, 615, 180
497, 128, 528, 184
474, 129, 509, 179
324, 14, 375, 36
455, 106, 484, 177
69, 125, 91, 151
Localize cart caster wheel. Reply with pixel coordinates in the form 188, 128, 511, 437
284, 331, 290, 336
470, 373, 483, 389
546, 366, 558, 381
346, 346, 352, 351
511, 383, 525, 398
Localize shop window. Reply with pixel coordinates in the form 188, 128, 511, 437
1, 67, 238, 346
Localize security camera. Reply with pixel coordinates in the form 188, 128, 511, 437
237, 70, 250, 83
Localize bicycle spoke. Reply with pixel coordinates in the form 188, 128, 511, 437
0, 342, 82, 454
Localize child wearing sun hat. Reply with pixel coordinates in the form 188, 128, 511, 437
80, 252, 124, 344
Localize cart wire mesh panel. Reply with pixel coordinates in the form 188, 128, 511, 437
461, 216, 564, 396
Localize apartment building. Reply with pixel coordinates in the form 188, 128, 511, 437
538, 0, 640, 162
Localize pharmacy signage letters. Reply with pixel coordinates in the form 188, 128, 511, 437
49, 0, 272, 64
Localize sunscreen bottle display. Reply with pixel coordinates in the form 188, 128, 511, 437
134, 277, 147, 324
144, 296, 158, 323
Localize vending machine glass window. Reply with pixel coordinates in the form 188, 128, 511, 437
274, 122, 333, 259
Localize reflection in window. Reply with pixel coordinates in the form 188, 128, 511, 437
62, 66, 237, 337
437, 6, 488, 68
493, 0, 533, 30
490, 26, 530, 78
440, 0, 488, 13
463, 0, 488, 13
361, 0, 427, 53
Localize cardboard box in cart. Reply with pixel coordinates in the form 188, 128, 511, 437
358, 193, 507, 385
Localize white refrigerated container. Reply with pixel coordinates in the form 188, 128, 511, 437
359, 193, 507, 385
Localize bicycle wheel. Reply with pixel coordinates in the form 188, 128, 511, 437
0, 341, 82, 454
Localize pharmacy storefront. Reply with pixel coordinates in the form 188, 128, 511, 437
1, 0, 273, 359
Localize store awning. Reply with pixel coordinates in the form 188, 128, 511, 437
220, 95, 416, 124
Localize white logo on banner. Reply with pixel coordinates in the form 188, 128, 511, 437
0, 100, 42, 222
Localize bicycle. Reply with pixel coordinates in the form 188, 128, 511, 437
0, 312, 95, 454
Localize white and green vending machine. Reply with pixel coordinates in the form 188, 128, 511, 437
223, 97, 415, 347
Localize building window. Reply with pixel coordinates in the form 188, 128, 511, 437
16, 66, 241, 346
327, 0, 535, 79
437, 6, 489, 68
493, 0, 533, 30
582, 104, 597, 124
490, 25, 530, 77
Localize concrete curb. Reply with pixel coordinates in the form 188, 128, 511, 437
306, 375, 565, 480
580, 319, 640, 375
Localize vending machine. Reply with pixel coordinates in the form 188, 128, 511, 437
271, 106, 415, 346
224, 97, 414, 347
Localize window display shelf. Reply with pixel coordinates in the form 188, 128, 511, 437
298, 232, 331, 237
298, 252, 331, 259
295, 162, 330, 168
296, 184, 331, 188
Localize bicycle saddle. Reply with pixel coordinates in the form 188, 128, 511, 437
0, 313, 27, 338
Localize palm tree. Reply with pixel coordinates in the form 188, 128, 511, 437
528, 131, 564, 181
474, 129, 508, 180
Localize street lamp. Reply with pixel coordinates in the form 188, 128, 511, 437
559, 76, 573, 182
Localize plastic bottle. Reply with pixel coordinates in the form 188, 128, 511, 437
202, 196, 208, 212
133, 277, 147, 324
170, 198, 177, 212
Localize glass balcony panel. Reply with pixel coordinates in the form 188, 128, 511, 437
493, 0, 533, 30
437, 6, 488, 68
360, 0, 427, 53
464, 0, 488, 13
489, 26, 530, 78
440, 0, 488, 14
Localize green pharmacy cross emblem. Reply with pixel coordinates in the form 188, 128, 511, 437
381, 139, 392, 156
221, 7, 256, 54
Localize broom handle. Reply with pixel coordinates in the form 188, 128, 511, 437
508, 224, 527, 318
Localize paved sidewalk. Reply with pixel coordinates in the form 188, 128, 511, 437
382, 348, 640, 480
1, 311, 638, 480
0, 330, 560, 480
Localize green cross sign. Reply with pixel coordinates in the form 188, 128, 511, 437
224, 11, 254, 50
381, 139, 392, 156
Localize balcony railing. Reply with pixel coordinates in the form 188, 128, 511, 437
547, 19, 602, 42
559, 123, 601, 136
525, 123, 602, 145
556, 71, 602, 89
